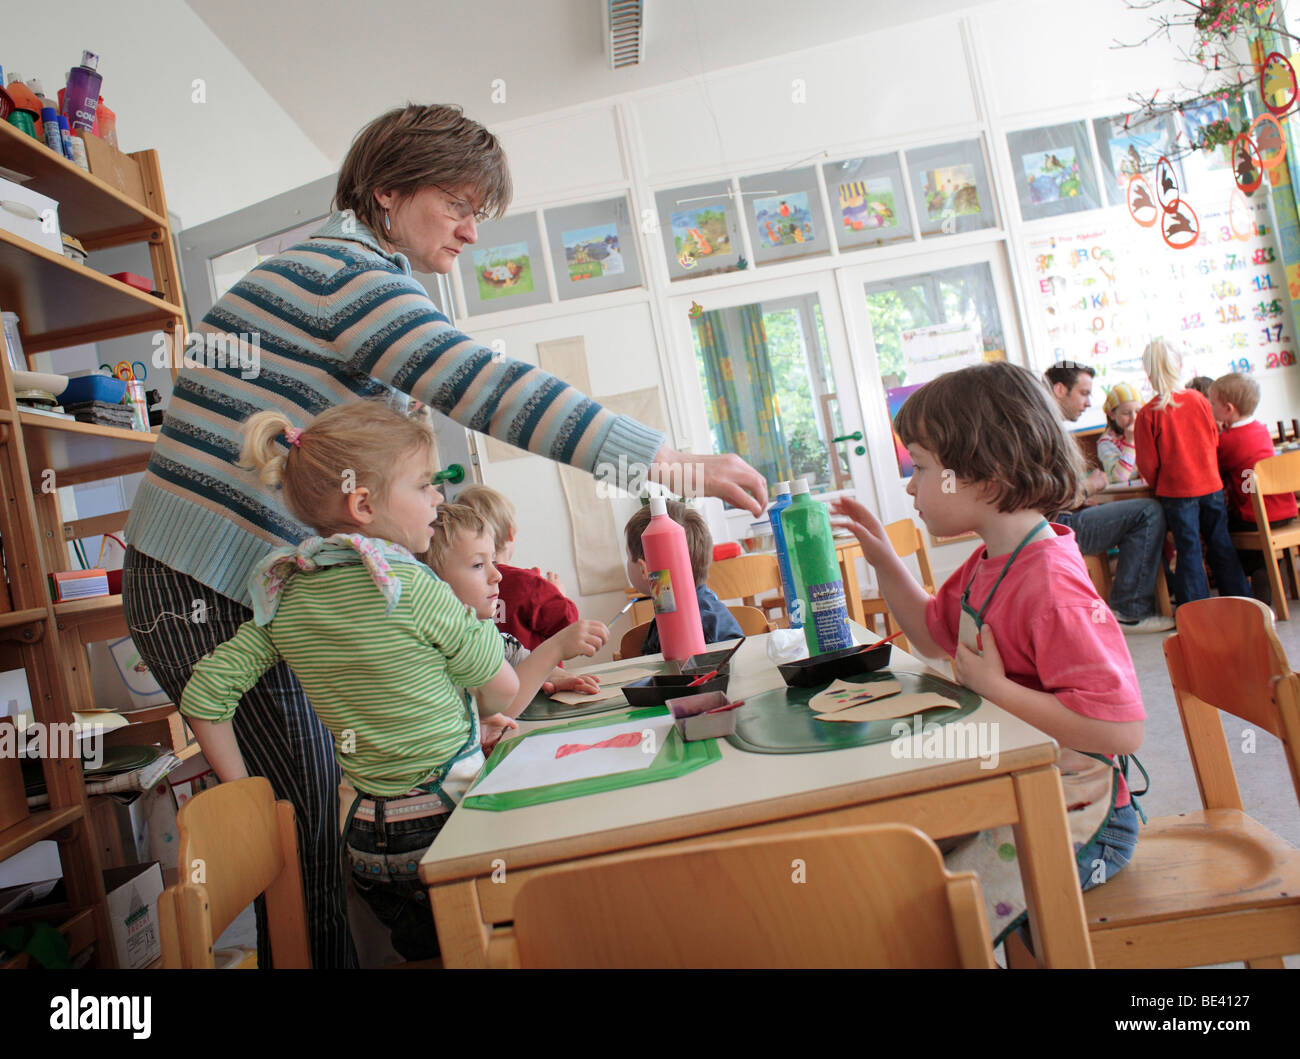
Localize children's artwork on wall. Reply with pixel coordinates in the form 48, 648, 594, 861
823, 154, 915, 250
885, 383, 924, 478
561, 224, 623, 282
752, 192, 815, 247
457, 211, 550, 315
905, 140, 996, 238
544, 197, 642, 301
473, 242, 535, 300
739, 167, 829, 266
1006, 122, 1101, 222
923, 165, 981, 220
656, 181, 744, 281
1093, 113, 1182, 208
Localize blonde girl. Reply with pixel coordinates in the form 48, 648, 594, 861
831, 361, 1145, 947
180, 400, 517, 962
1135, 339, 1249, 604
1097, 382, 1142, 485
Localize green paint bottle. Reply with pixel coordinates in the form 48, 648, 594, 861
783, 478, 853, 656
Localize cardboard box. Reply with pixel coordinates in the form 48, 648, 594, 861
103, 862, 163, 969
0, 176, 63, 255
76, 131, 147, 208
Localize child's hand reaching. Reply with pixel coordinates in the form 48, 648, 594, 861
480, 713, 518, 754
952, 623, 1007, 701
548, 619, 609, 661
545, 570, 567, 595
829, 496, 893, 565
543, 670, 601, 696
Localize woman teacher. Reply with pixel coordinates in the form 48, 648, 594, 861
123, 103, 765, 967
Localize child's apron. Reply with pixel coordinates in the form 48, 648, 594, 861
948, 519, 1147, 945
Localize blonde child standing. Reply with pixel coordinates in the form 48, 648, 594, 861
1134, 339, 1250, 604
181, 401, 518, 962
831, 361, 1145, 946
1096, 382, 1142, 485
425, 503, 609, 716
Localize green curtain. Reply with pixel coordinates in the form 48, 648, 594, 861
693, 307, 792, 490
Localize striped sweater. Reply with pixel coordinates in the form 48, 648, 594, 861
126, 211, 665, 605
180, 560, 503, 798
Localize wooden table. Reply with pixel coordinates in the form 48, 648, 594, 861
1091, 482, 1154, 504
420, 630, 1094, 967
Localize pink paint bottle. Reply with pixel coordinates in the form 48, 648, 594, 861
641, 496, 705, 661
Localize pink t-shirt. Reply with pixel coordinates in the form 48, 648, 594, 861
925, 524, 1145, 806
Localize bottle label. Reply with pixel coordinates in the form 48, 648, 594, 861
648, 569, 676, 614
807, 580, 853, 651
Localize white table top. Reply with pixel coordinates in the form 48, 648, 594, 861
420, 627, 1059, 884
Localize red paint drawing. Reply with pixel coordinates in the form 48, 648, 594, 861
555, 731, 643, 759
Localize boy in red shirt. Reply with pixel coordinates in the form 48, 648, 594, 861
455, 484, 579, 649
1209, 372, 1298, 601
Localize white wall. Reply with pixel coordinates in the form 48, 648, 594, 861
3, 0, 333, 227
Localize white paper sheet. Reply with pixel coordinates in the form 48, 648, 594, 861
546, 666, 658, 706
468, 716, 676, 797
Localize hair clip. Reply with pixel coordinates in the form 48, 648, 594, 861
284, 427, 303, 448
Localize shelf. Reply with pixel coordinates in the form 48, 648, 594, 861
52, 595, 121, 620
0, 805, 83, 863
0, 227, 183, 353
0, 120, 165, 246
21, 414, 156, 485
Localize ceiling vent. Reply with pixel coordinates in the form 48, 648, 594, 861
606, 0, 645, 70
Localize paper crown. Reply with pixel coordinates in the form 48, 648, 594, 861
1103, 382, 1141, 414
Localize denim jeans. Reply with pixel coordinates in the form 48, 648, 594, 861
345, 796, 450, 962
1076, 801, 1140, 890
1055, 499, 1166, 619
1160, 492, 1251, 603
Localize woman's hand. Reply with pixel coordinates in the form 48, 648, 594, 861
650, 446, 768, 517
829, 497, 893, 566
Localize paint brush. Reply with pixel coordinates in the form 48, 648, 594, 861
608, 597, 650, 627
862, 630, 904, 651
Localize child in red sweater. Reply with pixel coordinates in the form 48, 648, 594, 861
456, 484, 579, 649
1209, 372, 1298, 599
1135, 339, 1250, 604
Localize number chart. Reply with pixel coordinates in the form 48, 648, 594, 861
1024, 188, 1299, 422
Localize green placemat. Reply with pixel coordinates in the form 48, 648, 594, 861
517, 660, 677, 721
463, 707, 721, 811
726, 670, 981, 755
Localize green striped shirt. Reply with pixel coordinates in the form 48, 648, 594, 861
181, 563, 503, 797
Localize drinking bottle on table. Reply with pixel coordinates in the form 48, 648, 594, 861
783, 479, 853, 655
641, 495, 706, 661
769, 481, 802, 629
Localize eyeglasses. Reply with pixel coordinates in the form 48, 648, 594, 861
431, 183, 489, 224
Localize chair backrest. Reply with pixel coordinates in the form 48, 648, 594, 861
618, 619, 653, 660
157, 776, 310, 968
1251, 449, 1300, 496
884, 518, 936, 593
1163, 596, 1300, 812
727, 605, 771, 635
508, 824, 996, 968
707, 554, 782, 603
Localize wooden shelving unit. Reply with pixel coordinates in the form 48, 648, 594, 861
0, 121, 187, 969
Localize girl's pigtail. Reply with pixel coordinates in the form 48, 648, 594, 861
240, 410, 294, 487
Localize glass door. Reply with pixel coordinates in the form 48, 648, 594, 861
836, 244, 1025, 525
667, 273, 874, 515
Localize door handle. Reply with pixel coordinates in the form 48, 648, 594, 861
433, 463, 466, 485
831, 431, 863, 444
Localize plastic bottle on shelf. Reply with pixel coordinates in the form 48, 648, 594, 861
782, 478, 854, 656
768, 481, 802, 629
29, 78, 57, 113
40, 108, 64, 155
60, 117, 88, 169
95, 98, 116, 146
641, 495, 706, 661
64, 51, 102, 132
5, 75, 41, 139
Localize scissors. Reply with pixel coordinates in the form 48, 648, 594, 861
101, 360, 148, 382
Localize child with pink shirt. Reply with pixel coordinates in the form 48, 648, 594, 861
832, 360, 1145, 949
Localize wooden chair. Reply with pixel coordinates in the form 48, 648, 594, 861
1014, 597, 1300, 968
709, 554, 784, 625
1229, 450, 1300, 620
727, 604, 771, 636
860, 519, 936, 649
158, 777, 310, 969
615, 619, 653, 660
496, 824, 996, 968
